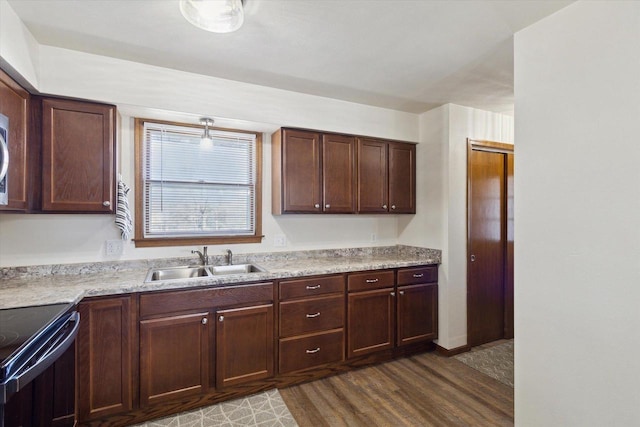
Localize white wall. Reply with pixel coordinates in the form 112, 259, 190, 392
514, 1, 640, 425
0, 7, 418, 267
398, 103, 513, 350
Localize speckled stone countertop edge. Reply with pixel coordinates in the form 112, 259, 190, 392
0, 245, 441, 310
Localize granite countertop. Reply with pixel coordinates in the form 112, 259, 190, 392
0, 246, 441, 310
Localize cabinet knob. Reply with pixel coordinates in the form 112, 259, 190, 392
399, 290, 405, 296
103, 201, 111, 207
314, 203, 320, 209
382, 204, 387, 209
306, 347, 320, 354
202, 317, 208, 325
218, 315, 224, 322
391, 205, 396, 210
470, 255, 476, 262
325, 204, 331, 209
390, 291, 396, 297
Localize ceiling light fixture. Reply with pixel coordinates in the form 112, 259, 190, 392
179, 0, 244, 33
200, 117, 215, 148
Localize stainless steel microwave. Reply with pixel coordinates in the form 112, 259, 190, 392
0, 113, 8, 205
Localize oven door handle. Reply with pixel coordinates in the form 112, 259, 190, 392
13, 311, 80, 394
0, 133, 8, 182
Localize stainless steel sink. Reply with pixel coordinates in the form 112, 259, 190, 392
208, 263, 266, 275
145, 266, 211, 282
145, 263, 266, 282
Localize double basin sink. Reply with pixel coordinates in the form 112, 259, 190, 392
145, 263, 266, 282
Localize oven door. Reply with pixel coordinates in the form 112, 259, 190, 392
1, 312, 79, 427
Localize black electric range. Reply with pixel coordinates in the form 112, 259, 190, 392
0, 302, 79, 425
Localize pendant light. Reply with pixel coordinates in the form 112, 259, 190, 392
179, 0, 244, 33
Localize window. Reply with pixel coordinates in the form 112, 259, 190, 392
134, 119, 262, 247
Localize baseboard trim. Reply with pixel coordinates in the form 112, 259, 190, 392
436, 344, 471, 357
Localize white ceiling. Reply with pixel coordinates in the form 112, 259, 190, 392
7, 0, 572, 115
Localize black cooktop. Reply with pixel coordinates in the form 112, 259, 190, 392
0, 303, 71, 363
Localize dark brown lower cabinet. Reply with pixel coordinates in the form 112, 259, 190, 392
396, 283, 438, 346
139, 312, 210, 406
76, 296, 134, 423
216, 304, 274, 389
347, 288, 395, 358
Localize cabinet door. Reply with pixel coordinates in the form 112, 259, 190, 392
0, 69, 30, 211
140, 312, 210, 406
347, 288, 394, 358
322, 134, 356, 213
357, 138, 388, 213
41, 98, 115, 212
388, 142, 416, 214
216, 304, 274, 388
397, 283, 438, 346
77, 296, 134, 422
280, 129, 321, 213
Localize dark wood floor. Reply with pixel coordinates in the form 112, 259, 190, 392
279, 351, 514, 426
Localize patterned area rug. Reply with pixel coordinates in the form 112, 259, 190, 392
133, 389, 298, 427
454, 340, 514, 387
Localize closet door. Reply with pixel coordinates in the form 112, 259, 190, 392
467, 140, 514, 347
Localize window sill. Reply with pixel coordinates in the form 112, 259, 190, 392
133, 235, 264, 248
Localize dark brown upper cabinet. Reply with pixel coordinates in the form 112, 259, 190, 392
272, 128, 356, 214
357, 138, 415, 214
39, 98, 116, 212
0, 69, 30, 212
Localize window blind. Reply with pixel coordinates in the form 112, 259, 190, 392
142, 122, 257, 238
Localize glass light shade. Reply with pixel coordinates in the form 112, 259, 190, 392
180, 0, 244, 33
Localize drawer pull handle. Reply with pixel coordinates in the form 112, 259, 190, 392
365, 279, 379, 284
306, 347, 320, 354
413, 273, 424, 278
306, 312, 321, 318
306, 284, 321, 290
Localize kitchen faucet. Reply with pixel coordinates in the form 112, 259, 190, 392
226, 249, 233, 265
191, 247, 209, 266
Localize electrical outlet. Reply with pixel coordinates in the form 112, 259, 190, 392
105, 239, 123, 256
274, 234, 286, 247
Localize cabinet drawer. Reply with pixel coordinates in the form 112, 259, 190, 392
397, 266, 438, 285
279, 275, 345, 300
140, 282, 273, 318
347, 270, 394, 292
279, 329, 344, 374
280, 295, 344, 337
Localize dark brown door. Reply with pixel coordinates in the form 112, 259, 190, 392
505, 153, 514, 339
357, 138, 388, 213
322, 134, 356, 213
139, 312, 210, 406
388, 142, 416, 213
77, 297, 134, 422
347, 288, 394, 357
467, 140, 514, 347
0, 69, 30, 211
281, 129, 321, 213
215, 304, 274, 388
396, 283, 438, 346
41, 98, 115, 212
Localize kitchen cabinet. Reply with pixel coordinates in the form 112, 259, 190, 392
396, 266, 438, 346
278, 274, 345, 373
77, 296, 135, 423
347, 266, 437, 358
357, 138, 416, 214
139, 312, 210, 406
137, 282, 274, 401
272, 128, 356, 214
346, 270, 395, 358
216, 304, 274, 388
0, 69, 30, 212
39, 97, 116, 212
